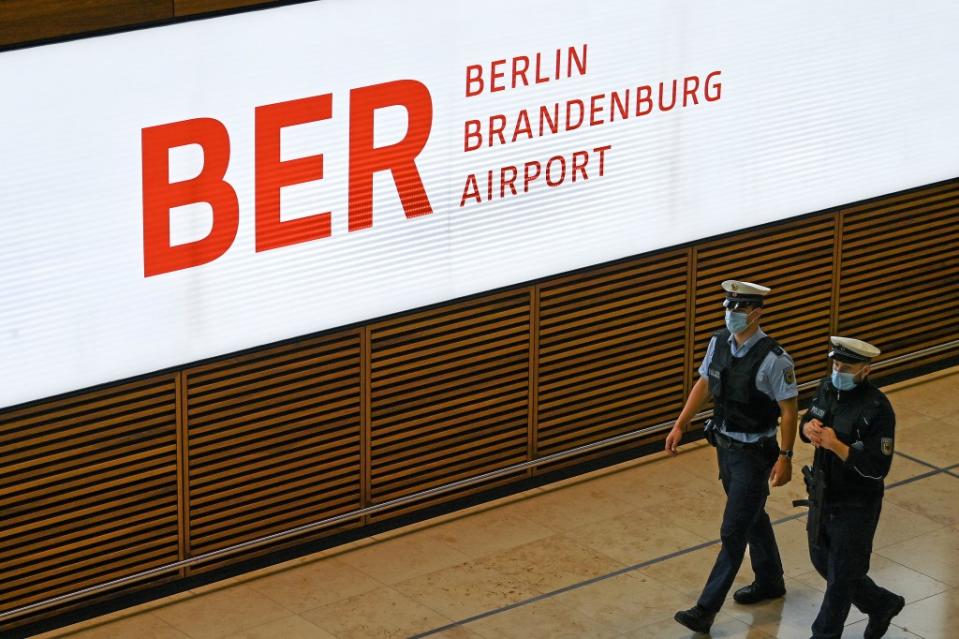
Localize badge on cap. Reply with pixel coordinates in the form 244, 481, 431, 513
881, 437, 893, 456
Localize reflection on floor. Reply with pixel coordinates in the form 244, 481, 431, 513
34, 366, 959, 639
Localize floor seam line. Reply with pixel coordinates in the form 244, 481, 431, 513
893, 450, 945, 471
409, 456, 953, 637
407, 538, 723, 638
886, 467, 946, 489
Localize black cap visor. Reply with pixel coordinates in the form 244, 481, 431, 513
828, 344, 872, 364
723, 295, 763, 310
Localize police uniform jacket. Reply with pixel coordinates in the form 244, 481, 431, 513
799, 377, 896, 503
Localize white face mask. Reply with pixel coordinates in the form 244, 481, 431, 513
725, 309, 751, 334
831, 370, 857, 391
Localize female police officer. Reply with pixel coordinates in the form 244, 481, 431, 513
799, 336, 904, 639
665, 280, 799, 634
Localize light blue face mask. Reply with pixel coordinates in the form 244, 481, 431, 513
831, 370, 857, 391
725, 310, 750, 334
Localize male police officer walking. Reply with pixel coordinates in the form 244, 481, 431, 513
799, 337, 904, 639
665, 280, 799, 634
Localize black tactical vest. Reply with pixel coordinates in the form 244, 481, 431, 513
807, 378, 887, 502
707, 329, 782, 434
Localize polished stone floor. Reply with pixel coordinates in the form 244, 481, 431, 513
34, 366, 959, 639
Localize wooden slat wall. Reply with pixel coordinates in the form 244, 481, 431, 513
367, 291, 531, 519
537, 250, 688, 465
185, 332, 363, 558
839, 182, 959, 382
0, 376, 179, 615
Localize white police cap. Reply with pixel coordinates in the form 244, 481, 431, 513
721, 280, 771, 308
828, 336, 881, 363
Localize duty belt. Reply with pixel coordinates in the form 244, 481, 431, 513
713, 430, 778, 452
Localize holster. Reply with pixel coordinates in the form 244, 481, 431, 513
793, 464, 826, 550
704, 418, 719, 447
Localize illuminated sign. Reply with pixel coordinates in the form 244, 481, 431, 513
1, 0, 958, 409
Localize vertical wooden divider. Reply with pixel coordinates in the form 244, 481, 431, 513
684, 247, 697, 398
175, 371, 190, 577
528, 285, 540, 473
360, 326, 372, 522
830, 209, 844, 337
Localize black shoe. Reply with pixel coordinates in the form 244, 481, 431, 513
674, 605, 715, 634
864, 594, 905, 639
732, 580, 786, 605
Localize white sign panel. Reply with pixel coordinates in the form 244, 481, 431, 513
1, 0, 958, 409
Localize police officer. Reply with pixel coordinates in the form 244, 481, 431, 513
666, 280, 799, 634
799, 337, 904, 639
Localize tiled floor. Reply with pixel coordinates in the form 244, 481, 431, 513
33, 367, 959, 639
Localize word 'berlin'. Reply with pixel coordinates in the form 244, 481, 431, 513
465, 44, 589, 97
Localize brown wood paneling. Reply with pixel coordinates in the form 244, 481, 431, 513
0, 0, 171, 46
694, 213, 837, 399
839, 182, 959, 382
367, 290, 531, 518
174, 0, 275, 17
0, 375, 179, 620
536, 250, 689, 465
186, 330, 363, 557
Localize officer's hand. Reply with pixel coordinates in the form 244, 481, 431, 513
818, 426, 839, 452
770, 456, 792, 487
665, 424, 684, 455
804, 419, 823, 446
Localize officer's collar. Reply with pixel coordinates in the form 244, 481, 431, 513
728, 326, 766, 352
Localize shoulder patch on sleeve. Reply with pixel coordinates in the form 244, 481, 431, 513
881, 437, 894, 456
783, 367, 796, 385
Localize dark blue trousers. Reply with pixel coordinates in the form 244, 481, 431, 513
698, 444, 784, 612
809, 500, 898, 638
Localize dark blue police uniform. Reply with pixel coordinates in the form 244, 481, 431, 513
799, 371, 902, 639
673, 280, 799, 635
697, 327, 797, 612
